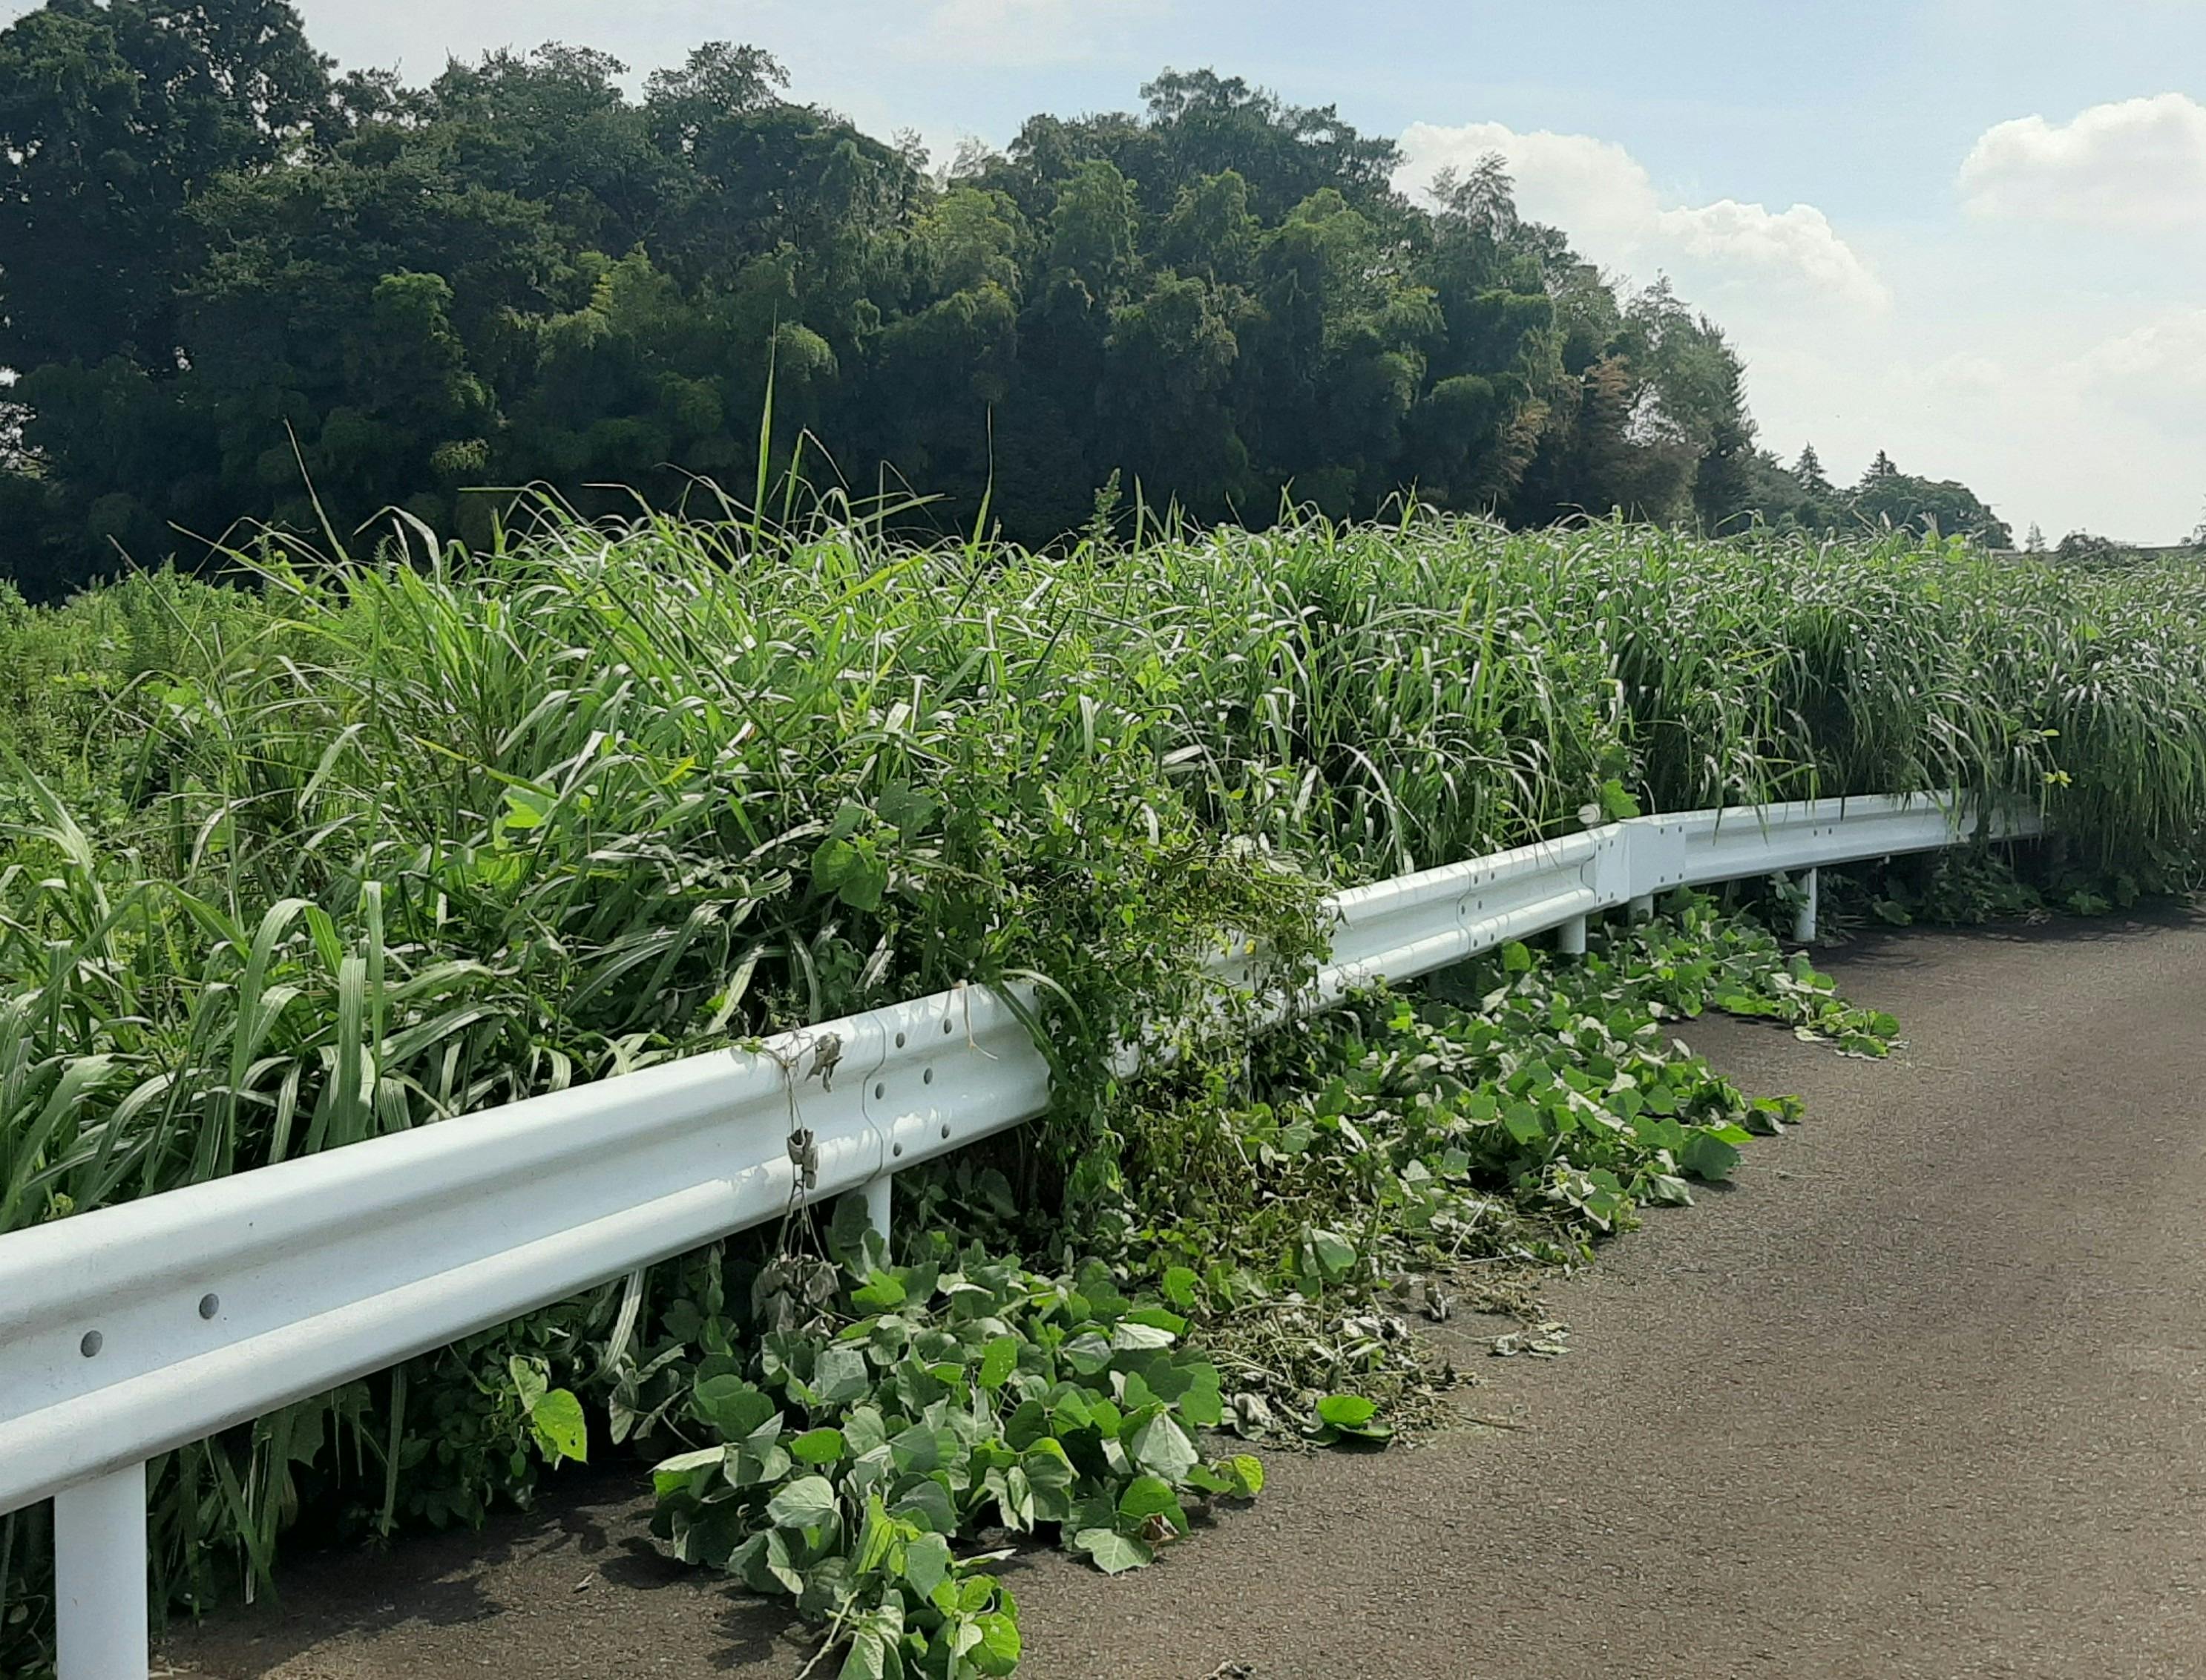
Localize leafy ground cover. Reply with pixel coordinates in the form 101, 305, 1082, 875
3, 511, 2205, 1673
628, 903, 1891, 1679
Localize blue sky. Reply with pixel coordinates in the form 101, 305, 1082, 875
13, 0, 2204, 539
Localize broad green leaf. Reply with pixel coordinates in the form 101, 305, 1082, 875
651, 1446, 726, 1496
1124, 1305, 1188, 1336
850, 1270, 907, 1312
762, 1529, 805, 1594
890, 1477, 956, 1534
527, 1388, 588, 1464
1680, 1130, 1742, 1181
1020, 1439, 1075, 1490
900, 1530, 952, 1598
838, 1627, 893, 1680
1316, 1394, 1376, 1429
843, 1405, 891, 1457
809, 835, 889, 910
500, 785, 554, 831
1109, 1321, 1177, 1352
1115, 1474, 1188, 1531
876, 783, 941, 836
1219, 1454, 1264, 1497
1308, 1229, 1356, 1279
694, 1375, 776, 1440
1073, 1528, 1152, 1574
766, 1475, 839, 1530
812, 836, 861, 891
1502, 1102, 1546, 1145
973, 1610, 1022, 1676
790, 1428, 847, 1465
507, 1356, 548, 1412
810, 1345, 873, 1405
1127, 1412, 1198, 1481
978, 1333, 1021, 1391
888, 1423, 942, 1474
1063, 1332, 1112, 1374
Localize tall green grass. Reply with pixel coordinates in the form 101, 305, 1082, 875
4, 509, 2205, 1661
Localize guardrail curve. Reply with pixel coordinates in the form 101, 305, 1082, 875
0, 790, 2041, 1677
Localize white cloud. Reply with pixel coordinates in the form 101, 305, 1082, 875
1652, 202, 1886, 312
1736, 306, 2206, 547
1394, 114, 2206, 543
1396, 120, 1890, 315
2068, 306, 2206, 426
1960, 93, 2206, 231
1397, 122, 1657, 251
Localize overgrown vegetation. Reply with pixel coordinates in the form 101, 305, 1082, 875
3, 510, 2203, 1673
617, 908, 1894, 1679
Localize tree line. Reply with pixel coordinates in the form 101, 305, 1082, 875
0, 0, 2014, 597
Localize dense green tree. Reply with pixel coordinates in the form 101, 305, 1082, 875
1794, 443, 1830, 494
1851, 453, 2013, 547
0, 7, 2015, 595
0, 0, 331, 371
1135, 70, 1402, 217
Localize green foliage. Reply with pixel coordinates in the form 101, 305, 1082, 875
509, 1357, 590, 1466
1089, 895, 1894, 1443
1847, 838, 2196, 928
3, 508, 2204, 1672
639, 888, 1890, 1675
1712, 442, 2015, 548
646, 1207, 1257, 1677
1609, 897, 1900, 1057
1848, 450, 2013, 548
0, 0, 330, 373
1307, 1393, 1393, 1448
0, 8, 1937, 597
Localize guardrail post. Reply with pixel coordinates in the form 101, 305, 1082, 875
1627, 893, 1654, 921
1793, 867, 1819, 942
862, 1172, 893, 1255
53, 1461, 148, 1680
1557, 914, 1587, 957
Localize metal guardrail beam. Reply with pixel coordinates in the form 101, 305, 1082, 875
0, 790, 2038, 1676
0, 982, 1051, 1517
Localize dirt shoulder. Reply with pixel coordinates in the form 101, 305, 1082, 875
165, 912, 2206, 1680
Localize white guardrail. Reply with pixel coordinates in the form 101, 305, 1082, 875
0, 792, 2040, 1676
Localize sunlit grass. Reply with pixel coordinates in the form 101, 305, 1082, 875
8, 510, 2202, 1237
